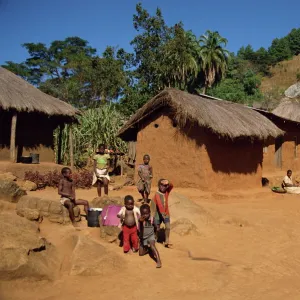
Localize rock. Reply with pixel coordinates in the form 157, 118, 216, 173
70, 235, 125, 276
18, 180, 37, 191
99, 226, 122, 244
17, 196, 81, 224
91, 196, 123, 208
285, 82, 300, 98
0, 212, 59, 280
170, 218, 200, 236
0, 172, 17, 182
0, 180, 26, 202
17, 208, 41, 221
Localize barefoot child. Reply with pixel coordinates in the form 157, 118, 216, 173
58, 167, 90, 227
117, 195, 140, 253
139, 204, 162, 268
137, 154, 153, 203
151, 179, 173, 247
92, 144, 111, 197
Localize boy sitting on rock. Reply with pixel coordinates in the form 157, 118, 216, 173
58, 167, 90, 227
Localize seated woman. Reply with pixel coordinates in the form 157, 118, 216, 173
283, 170, 299, 187
282, 170, 300, 194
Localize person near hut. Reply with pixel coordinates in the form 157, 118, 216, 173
139, 204, 162, 268
150, 179, 173, 248
282, 170, 300, 194
117, 195, 140, 253
137, 154, 153, 203
92, 144, 111, 197
58, 167, 90, 227
283, 170, 299, 187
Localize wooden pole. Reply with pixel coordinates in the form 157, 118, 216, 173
10, 113, 17, 163
57, 124, 63, 164
69, 125, 74, 171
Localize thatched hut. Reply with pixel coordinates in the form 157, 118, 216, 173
118, 89, 283, 190
254, 99, 300, 171
0, 67, 80, 164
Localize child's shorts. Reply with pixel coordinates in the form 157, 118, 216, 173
142, 234, 156, 246
137, 180, 151, 194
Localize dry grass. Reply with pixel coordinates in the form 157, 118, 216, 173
118, 88, 283, 141
0, 67, 80, 118
261, 55, 300, 93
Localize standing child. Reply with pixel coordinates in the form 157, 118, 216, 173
139, 204, 162, 268
151, 179, 173, 248
92, 144, 111, 197
137, 154, 153, 203
117, 195, 140, 253
58, 167, 90, 227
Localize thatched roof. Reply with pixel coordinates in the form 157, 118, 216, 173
0, 67, 80, 118
272, 98, 300, 122
118, 88, 283, 140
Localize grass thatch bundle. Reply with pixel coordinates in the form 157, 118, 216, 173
272, 98, 300, 122
0, 67, 80, 118
118, 88, 283, 140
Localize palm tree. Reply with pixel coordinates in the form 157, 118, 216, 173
199, 30, 229, 94
159, 26, 200, 90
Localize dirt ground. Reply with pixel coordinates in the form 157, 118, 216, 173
2, 184, 300, 300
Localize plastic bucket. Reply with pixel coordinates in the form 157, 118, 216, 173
87, 208, 102, 227
30, 153, 40, 164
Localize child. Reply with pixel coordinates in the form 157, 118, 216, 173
58, 167, 90, 227
137, 154, 153, 203
117, 195, 140, 253
139, 204, 162, 268
150, 179, 173, 248
92, 144, 111, 197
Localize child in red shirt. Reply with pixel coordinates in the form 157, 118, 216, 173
150, 179, 173, 247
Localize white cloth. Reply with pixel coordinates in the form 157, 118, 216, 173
283, 175, 293, 186
60, 197, 70, 205
285, 187, 300, 194
92, 168, 110, 185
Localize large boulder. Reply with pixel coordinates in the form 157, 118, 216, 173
0, 212, 59, 280
99, 226, 122, 244
18, 180, 37, 191
0, 180, 26, 202
91, 195, 123, 208
70, 235, 125, 276
285, 82, 300, 98
0, 172, 17, 182
170, 218, 200, 236
17, 196, 81, 224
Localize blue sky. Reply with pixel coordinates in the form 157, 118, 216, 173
0, 0, 299, 65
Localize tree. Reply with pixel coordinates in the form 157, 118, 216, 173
199, 30, 229, 93
268, 37, 292, 64
160, 26, 200, 90
287, 28, 300, 56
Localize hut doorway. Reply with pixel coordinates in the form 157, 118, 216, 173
275, 136, 283, 169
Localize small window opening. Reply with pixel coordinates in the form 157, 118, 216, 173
154, 124, 159, 128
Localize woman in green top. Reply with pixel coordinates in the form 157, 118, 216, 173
92, 144, 111, 196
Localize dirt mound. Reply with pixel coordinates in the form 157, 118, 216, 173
0, 212, 59, 281
0, 180, 26, 202
171, 218, 200, 236
17, 180, 37, 191
70, 235, 125, 276
91, 195, 123, 208
17, 196, 81, 224
0, 172, 17, 181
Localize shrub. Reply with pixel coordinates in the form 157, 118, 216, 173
296, 72, 300, 82
24, 170, 93, 189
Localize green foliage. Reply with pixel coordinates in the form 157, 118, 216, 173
269, 37, 292, 64
199, 30, 229, 93
55, 105, 127, 167
297, 72, 300, 82
287, 28, 300, 56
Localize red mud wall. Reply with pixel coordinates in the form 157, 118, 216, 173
262, 120, 300, 172
135, 113, 263, 190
